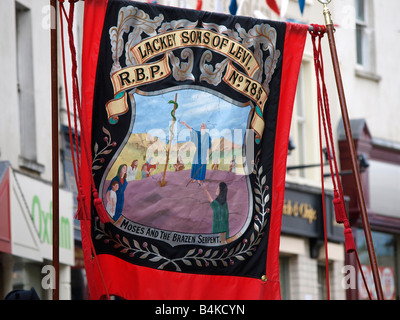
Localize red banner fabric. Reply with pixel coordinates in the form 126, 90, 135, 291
79, 0, 307, 300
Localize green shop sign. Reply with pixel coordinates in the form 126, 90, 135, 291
31, 195, 72, 250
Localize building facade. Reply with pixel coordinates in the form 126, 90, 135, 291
282, 0, 400, 300
333, 0, 400, 300
0, 0, 77, 299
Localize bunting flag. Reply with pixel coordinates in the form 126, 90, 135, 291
266, 0, 280, 16
228, 0, 237, 15
80, 0, 307, 300
299, 0, 305, 15
196, 0, 202, 10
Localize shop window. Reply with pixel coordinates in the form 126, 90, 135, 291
11, 263, 24, 291
279, 256, 291, 300
356, 229, 397, 300
317, 261, 332, 300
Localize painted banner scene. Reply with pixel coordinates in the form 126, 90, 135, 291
101, 88, 252, 245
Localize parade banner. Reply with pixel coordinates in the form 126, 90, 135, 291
80, 0, 307, 299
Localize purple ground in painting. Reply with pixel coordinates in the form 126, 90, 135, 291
102, 169, 250, 236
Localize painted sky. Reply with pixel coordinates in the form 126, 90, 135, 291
132, 88, 251, 143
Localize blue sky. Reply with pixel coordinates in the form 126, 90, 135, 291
132, 88, 251, 143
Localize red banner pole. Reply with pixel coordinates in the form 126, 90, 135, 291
50, 0, 60, 301
320, 1, 384, 300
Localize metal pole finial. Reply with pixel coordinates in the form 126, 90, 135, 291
318, 0, 334, 26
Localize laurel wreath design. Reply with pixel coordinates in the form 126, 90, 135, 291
94, 156, 270, 272
92, 127, 116, 173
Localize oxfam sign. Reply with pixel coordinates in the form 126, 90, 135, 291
31, 195, 71, 250
15, 172, 74, 265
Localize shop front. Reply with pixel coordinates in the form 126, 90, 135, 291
279, 181, 346, 300
0, 161, 74, 299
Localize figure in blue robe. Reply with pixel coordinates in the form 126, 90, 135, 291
180, 121, 211, 182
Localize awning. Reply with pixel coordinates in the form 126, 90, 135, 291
0, 161, 11, 254
9, 166, 43, 262
13, 171, 75, 265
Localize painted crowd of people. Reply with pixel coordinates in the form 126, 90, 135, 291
105, 158, 159, 221
104, 121, 232, 241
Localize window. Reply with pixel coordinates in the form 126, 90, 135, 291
317, 262, 331, 300
295, 66, 306, 177
279, 256, 291, 300
287, 61, 319, 180
16, 2, 43, 174
356, 229, 398, 300
355, 0, 376, 73
355, 0, 366, 66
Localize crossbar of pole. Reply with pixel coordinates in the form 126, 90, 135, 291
321, 3, 384, 300
51, 0, 60, 300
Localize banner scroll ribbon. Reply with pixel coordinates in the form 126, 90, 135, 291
106, 54, 171, 124
107, 29, 268, 143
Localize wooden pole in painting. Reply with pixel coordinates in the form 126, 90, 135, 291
159, 93, 178, 187
50, 0, 60, 300
320, 0, 384, 300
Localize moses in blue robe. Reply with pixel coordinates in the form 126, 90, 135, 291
180, 122, 211, 182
